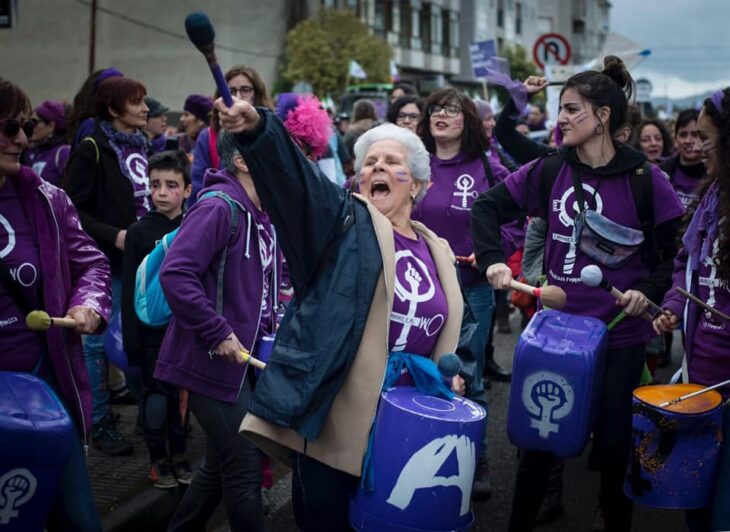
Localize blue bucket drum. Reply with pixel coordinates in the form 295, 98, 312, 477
0, 372, 74, 532
508, 310, 608, 457
349, 386, 486, 531
625, 384, 724, 509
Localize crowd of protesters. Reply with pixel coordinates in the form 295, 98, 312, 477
1, 52, 729, 532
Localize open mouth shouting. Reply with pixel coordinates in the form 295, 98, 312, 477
369, 178, 391, 200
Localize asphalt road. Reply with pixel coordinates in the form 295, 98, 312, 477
218, 311, 690, 532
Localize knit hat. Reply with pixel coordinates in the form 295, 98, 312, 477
35, 100, 67, 133
184, 94, 213, 124
145, 97, 169, 118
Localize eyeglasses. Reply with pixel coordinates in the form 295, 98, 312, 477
0, 118, 36, 138
397, 112, 421, 122
229, 85, 255, 97
429, 104, 462, 118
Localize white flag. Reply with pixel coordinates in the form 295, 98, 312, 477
349, 60, 368, 80
390, 59, 400, 82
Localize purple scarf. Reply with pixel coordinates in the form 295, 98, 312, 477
100, 120, 151, 217
683, 179, 720, 271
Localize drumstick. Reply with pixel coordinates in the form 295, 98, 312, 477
509, 279, 567, 309
26, 310, 77, 331
658, 378, 730, 408
580, 265, 659, 321
676, 287, 730, 322
240, 350, 266, 370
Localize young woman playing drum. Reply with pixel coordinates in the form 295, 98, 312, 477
655, 87, 730, 532
472, 56, 685, 531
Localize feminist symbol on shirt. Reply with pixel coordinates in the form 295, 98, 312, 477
553, 184, 604, 275
0, 214, 16, 259
392, 250, 443, 351
125, 153, 149, 185
452, 174, 479, 211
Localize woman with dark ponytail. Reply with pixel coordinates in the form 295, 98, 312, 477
655, 87, 730, 532
472, 56, 685, 531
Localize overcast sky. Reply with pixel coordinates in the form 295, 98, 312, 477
609, 0, 730, 98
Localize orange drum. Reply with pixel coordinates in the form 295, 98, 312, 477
625, 384, 724, 509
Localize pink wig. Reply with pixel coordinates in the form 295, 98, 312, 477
283, 95, 332, 160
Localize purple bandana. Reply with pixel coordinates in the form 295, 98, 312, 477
683, 180, 719, 271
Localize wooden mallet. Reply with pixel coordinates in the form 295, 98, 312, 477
239, 350, 266, 370
509, 279, 567, 309
26, 310, 77, 331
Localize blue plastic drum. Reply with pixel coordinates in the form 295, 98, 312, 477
254, 335, 275, 379
0, 372, 73, 531
508, 310, 608, 457
349, 386, 486, 532
625, 384, 724, 509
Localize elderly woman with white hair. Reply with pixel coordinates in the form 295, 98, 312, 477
214, 98, 474, 529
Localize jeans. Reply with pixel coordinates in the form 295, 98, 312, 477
291, 452, 358, 532
167, 376, 265, 532
83, 275, 122, 425
463, 282, 495, 455
44, 379, 102, 532
508, 344, 646, 532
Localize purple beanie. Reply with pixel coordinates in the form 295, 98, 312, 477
184, 94, 214, 124
35, 100, 67, 132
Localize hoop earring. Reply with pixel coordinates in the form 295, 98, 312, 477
594, 123, 605, 136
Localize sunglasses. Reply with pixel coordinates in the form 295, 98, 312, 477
0, 118, 36, 138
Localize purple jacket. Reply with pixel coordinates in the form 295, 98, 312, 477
155, 168, 281, 403
9, 166, 112, 439
22, 143, 71, 186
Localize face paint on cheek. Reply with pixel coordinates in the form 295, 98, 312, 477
394, 170, 410, 183
452, 116, 464, 129
573, 111, 590, 124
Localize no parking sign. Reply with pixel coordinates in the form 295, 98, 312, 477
533, 33, 572, 70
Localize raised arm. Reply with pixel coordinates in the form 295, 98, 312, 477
218, 99, 350, 292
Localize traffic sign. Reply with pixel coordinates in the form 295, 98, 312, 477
533, 33, 572, 70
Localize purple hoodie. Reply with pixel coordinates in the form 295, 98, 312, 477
155, 168, 281, 403
2, 167, 112, 439
412, 150, 515, 287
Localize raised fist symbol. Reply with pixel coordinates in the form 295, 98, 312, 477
535, 381, 563, 413
405, 262, 422, 289
2, 475, 29, 500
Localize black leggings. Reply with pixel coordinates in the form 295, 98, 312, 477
508, 344, 647, 532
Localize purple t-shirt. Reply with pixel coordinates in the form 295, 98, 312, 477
504, 160, 684, 348
0, 179, 44, 371
254, 208, 276, 337
687, 236, 730, 392
118, 144, 151, 217
388, 231, 449, 356
669, 162, 704, 209
23, 144, 70, 186
412, 151, 510, 287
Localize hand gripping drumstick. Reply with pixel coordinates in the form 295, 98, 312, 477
675, 287, 730, 322
240, 350, 267, 370
509, 279, 567, 309
658, 377, 730, 408
26, 310, 76, 331
580, 265, 661, 321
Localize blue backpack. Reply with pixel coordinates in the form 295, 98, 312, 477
134, 191, 245, 328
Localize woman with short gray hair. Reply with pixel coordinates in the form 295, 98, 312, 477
215, 98, 474, 529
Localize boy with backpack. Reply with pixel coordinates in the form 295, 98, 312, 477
120, 150, 193, 488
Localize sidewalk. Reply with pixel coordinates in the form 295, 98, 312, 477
89, 403, 207, 531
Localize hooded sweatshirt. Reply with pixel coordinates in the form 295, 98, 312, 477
154, 168, 280, 403
473, 145, 684, 348
661, 155, 706, 209
412, 151, 514, 287
23, 143, 71, 186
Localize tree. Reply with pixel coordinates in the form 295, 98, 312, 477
283, 9, 392, 97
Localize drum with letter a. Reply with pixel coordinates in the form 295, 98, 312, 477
508, 309, 608, 457
0, 372, 74, 532
349, 385, 486, 532
625, 384, 723, 509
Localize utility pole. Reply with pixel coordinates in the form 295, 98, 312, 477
88, 0, 97, 76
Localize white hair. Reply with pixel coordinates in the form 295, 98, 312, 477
353, 123, 431, 203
